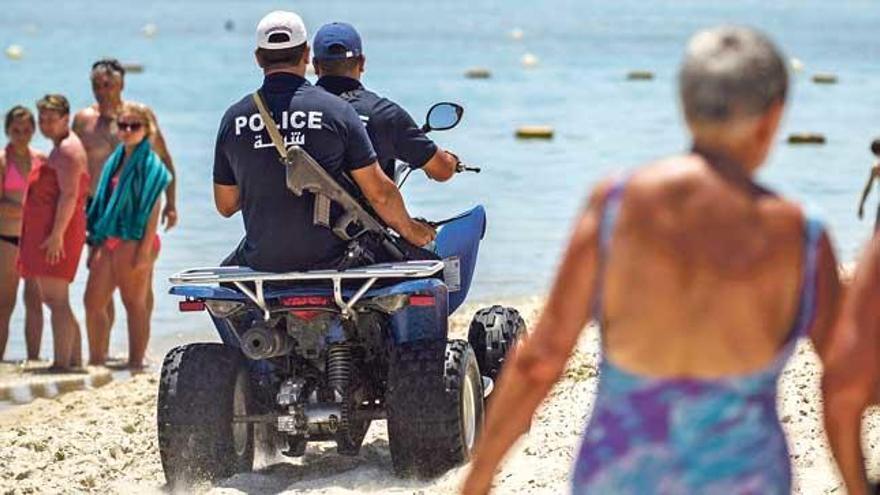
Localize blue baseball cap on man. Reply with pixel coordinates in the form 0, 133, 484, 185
313, 22, 363, 61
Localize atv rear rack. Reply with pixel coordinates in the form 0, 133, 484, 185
169, 260, 444, 319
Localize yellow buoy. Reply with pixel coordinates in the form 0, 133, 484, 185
790, 58, 804, 73
812, 73, 838, 84
464, 68, 491, 79
121, 62, 144, 74
626, 70, 654, 81
5, 44, 23, 60
521, 52, 539, 68
510, 28, 524, 41
787, 133, 826, 145
516, 125, 554, 140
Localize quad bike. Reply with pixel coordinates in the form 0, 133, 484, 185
156, 102, 526, 486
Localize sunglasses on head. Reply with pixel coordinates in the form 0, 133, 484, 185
117, 121, 143, 132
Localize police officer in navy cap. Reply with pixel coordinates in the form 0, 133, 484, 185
312, 22, 460, 182
213, 11, 435, 272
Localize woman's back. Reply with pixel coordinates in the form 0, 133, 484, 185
602, 156, 809, 377
575, 157, 824, 494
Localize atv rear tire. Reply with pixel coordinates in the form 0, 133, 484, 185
468, 306, 527, 379
157, 343, 255, 487
387, 339, 483, 478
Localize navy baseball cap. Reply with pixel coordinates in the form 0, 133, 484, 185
313, 22, 363, 61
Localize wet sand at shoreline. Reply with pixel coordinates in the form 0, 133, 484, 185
1, 296, 878, 494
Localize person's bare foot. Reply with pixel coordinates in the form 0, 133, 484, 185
47, 363, 71, 373
127, 361, 146, 374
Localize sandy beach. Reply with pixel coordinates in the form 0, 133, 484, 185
0, 296, 877, 494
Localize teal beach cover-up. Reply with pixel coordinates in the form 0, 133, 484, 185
86, 139, 170, 246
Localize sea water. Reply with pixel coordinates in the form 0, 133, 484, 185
0, 0, 877, 359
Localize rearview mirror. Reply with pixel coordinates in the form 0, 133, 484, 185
423, 102, 464, 132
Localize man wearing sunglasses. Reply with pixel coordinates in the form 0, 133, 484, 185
213, 11, 434, 272
312, 22, 459, 183
72, 59, 178, 231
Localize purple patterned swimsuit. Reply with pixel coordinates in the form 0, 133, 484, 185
574, 177, 822, 494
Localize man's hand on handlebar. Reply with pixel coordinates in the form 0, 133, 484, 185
402, 219, 437, 247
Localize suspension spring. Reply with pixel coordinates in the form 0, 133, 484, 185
327, 344, 352, 396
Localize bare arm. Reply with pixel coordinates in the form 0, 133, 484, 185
42, 144, 85, 264
213, 183, 240, 218
857, 165, 878, 219
421, 148, 458, 182
350, 162, 435, 247
821, 237, 878, 495
0, 153, 22, 219
146, 107, 178, 230
462, 180, 611, 495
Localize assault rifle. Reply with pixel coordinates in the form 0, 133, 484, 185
284, 145, 406, 262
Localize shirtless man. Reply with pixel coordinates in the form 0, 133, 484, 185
73, 59, 177, 365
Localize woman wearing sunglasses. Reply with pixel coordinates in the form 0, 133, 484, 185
0, 106, 45, 361
84, 102, 170, 369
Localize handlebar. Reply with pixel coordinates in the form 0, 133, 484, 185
456, 163, 481, 174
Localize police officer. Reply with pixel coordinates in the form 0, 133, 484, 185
311, 22, 459, 182
213, 11, 435, 272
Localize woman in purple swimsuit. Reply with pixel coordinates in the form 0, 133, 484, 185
463, 26, 845, 495
0, 106, 45, 361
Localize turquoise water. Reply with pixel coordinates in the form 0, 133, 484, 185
0, 0, 878, 360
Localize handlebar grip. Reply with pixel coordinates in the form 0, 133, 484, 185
456, 163, 481, 173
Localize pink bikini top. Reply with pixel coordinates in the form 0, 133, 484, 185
3, 147, 34, 193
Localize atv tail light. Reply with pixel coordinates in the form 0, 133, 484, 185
408, 295, 436, 307
179, 300, 206, 312
280, 296, 332, 307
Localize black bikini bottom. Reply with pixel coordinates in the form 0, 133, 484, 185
0, 234, 19, 246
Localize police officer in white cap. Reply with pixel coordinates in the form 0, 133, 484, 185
213, 11, 435, 272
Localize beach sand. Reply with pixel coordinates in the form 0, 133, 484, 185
1, 296, 878, 494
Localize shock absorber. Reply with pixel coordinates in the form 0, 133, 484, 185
326, 344, 352, 398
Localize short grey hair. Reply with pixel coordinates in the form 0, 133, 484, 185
679, 26, 788, 125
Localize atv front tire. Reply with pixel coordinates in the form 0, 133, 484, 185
468, 306, 527, 379
387, 339, 483, 478
157, 343, 255, 487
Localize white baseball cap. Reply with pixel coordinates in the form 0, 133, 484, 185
256, 11, 307, 50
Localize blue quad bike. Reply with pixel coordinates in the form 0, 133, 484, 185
157, 103, 526, 486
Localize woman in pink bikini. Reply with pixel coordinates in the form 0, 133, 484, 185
84, 102, 170, 369
0, 106, 45, 361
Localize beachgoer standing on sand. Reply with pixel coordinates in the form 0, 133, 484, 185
462, 26, 843, 494
83, 102, 170, 370
820, 234, 880, 495
73, 58, 178, 364
0, 106, 45, 361
313, 22, 460, 182
214, 11, 433, 272
19, 95, 90, 371
856, 138, 880, 230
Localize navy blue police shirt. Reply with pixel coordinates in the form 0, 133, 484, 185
213, 73, 377, 272
316, 76, 437, 179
